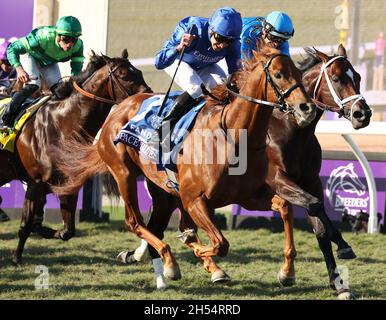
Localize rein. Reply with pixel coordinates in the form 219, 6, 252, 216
226, 54, 300, 113
72, 62, 131, 105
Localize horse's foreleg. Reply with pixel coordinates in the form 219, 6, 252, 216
12, 184, 43, 265
178, 207, 230, 283
308, 202, 356, 259
31, 193, 58, 239
271, 195, 296, 287
307, 215, 355, 299
54, 194, 78, 241
275, 171, 356, 259
183, 195, 229, 258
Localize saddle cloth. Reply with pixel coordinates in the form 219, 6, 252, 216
0, 95, 52, 152
114, 91, 206, 172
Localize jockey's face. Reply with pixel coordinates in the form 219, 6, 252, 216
262, 30, 286, 48
210, 33, 233, 51
56, 35, 77, 52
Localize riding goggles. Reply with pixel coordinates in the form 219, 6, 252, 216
59, 35, 78, 44
213, 32, 234, 45
265, 33, 287, 44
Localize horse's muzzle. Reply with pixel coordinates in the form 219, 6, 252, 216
293, 102, 316, 128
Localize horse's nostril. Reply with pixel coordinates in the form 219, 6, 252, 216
299, 103, 310, 112
353, 110, 364, 119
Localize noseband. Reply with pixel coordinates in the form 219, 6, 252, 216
312, 55, 366, 120
226, 54, 301, 113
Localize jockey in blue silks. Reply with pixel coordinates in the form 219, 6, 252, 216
241, 11, 294, 60
151, 7, 242, 146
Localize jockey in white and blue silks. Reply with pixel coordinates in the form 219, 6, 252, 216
150, 7, 242, 147
241, 11, 294, 61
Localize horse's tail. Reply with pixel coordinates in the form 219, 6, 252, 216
102, 173, 120, 199
51, 132, 108, 195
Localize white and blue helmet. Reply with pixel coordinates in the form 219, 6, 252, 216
208, 7, 242, 40
263, 11, 294, 40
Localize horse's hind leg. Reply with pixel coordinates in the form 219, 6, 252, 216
271, 195, 297, 287
111, 164, 181, 282
178, 208, 230, 283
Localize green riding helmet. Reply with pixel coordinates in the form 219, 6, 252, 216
55, 16, 82, 37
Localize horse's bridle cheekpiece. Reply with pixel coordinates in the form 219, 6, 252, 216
312, 55, 366, 121
226, 54, 301, 113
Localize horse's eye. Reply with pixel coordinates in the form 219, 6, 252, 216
332, 75, 339, 82
274, 72, 282, 79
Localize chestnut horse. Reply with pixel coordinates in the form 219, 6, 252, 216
53, 45, 315, 283
0, 50, 151, 265
117, 45, 371, 299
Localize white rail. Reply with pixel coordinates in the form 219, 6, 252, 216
316, 120, 386, 234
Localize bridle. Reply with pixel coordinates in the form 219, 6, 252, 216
73, 60, 139, 104
312, 55, 366, 120
226, 54, 301, 113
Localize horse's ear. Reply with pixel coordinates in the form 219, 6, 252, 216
101, 53, 111, 63
255, 38, 265, 52
338, 44, 348, 57
121, 49, 128, 60
313, 47, 329, 64
90, 49, 96, 58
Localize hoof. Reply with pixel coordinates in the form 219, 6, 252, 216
163, 265, 181, 281
338, 290, 356, 300
116, 250, 138, 264
156, 275, 169, 290
337, 247, 357, 260
11, 256, 22, 267
211, 269, 231, 283
32, 225, 57, 239
277, 270, 296, 287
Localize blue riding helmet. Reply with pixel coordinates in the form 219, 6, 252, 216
263, 11, 294, 40
208, 7, 242, 39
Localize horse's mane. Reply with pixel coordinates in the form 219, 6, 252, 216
205, 44, 281, 108
297, 47, 325, 72
53, 53, 108, 99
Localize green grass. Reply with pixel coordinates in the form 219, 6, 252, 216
0, 220, 385, 299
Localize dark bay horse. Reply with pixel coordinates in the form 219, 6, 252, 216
0, 49, 151, 265
118, 45, 372, 299
53, 45, 315, 284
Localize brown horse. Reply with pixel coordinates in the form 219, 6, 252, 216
0, 49, 151, 265
121, 45, 371, 299
53, 44, 315, 283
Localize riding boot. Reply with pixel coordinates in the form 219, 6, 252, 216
0, 84, 39, 130
149, 91, 196, 149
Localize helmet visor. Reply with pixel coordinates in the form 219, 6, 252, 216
263, 21, 294, 40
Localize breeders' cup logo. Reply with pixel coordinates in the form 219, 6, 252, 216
326, 163, 368, 215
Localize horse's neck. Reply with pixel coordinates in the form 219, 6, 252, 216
302, 64, 326, 131
225, 75, 273, 148
72, 74, 113, 136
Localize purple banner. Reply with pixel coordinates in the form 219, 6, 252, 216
0, 181, 83, 209
0, 0, 34, 41
233, 159, 386, 225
